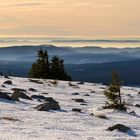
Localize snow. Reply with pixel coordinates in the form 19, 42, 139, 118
0, 76, 139, 140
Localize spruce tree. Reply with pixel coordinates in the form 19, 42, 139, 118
28, 49, 49, 79
104, 72, 126, 111
29, 49, 71, 81
50, 55, 71, 80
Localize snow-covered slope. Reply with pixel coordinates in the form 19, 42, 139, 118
0, 76, 140, 140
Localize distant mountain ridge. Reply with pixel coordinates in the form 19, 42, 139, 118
0, 45, 140, 64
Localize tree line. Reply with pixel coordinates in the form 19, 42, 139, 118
29, 49, 71, 81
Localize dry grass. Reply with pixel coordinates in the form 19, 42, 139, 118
0, 116, 20, 121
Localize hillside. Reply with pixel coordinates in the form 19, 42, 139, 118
1, 59, 140, 85
0, 76, 139, 140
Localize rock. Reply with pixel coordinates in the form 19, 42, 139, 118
77, 82, 84, 85
84, 94, 90, 96
31, 95, 47, 100
130, 111, 136, 115
29, 79, 43, 84
108, 124, 131, 132
1, 85, 6, 88
20, 92, 32, 100
0, 92, 11, 100
80, 103, 87, 106
95, 114, 107, 119
135, 104, 140, 108
90, 91, 96, 93
37, 99, 43, 102
11, 88, 26, 93
4, 75, 10, 79
11, 91, 21, 101
72, 98, 85, 103
100, 87, 106, 89
71, 93, 79, 95
44, 97, 58, 103
3, 80, 12, 85
41, 92, 48, 95
29, 88, 37, 92
72, 108, 81, 112
90, 113, 94, 116
11, 88, 32, 100
35, 101, 60, 111
68, 82, 75, 86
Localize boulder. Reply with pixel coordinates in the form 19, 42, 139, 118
80, 103, 87, 106
41, 92, 48, 95
95, 114, 107, 119
3, 80, 12, 85
35, 101, 60, 111
108, 124, 131, 132
91, 91, 96, 93
1, 85, 6, 88
4, 75, 10, 79
71, 93, 79, 95
72, 108, 81, 112
11, 88, 26, 93
31, 95, 47, 100
11, 91, 21, 101
77, 82, 84, 85
44, 97, 58, 103
135, 104, 140, 108
90, 113, 94, 116
84, 94, 90, 96
29, 79, 43, 84
72, 98, 85, 103
11, 88, 32, 100
20, 92, 32, 100
0, 92, 11, 100
29, 88, 37, 92
130, 111, 136, 115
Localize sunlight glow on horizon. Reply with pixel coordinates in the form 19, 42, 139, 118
0, 0, 139, 38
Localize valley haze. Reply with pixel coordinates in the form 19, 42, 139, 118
0, 42, 140, 86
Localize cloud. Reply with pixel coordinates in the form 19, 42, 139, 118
0, 2, 43, 8
11, 2, 43, 7
93, 4, 116, 8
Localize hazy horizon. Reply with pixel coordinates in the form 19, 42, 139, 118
0, 37, 140, 48
0, 0, 139, 40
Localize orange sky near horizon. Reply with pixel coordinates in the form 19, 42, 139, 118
0, 0, 140, 38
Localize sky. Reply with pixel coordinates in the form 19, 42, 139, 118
0, 0, 140, 38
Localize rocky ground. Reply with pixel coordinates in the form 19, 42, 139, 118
0, 76, 140, 140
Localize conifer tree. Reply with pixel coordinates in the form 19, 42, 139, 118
50, 55, 71, 80
104, 72, 126, 111
29, 49, 71, 81
28, 49, 49, 79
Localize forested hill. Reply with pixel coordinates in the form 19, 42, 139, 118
0, 59, 140, 86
